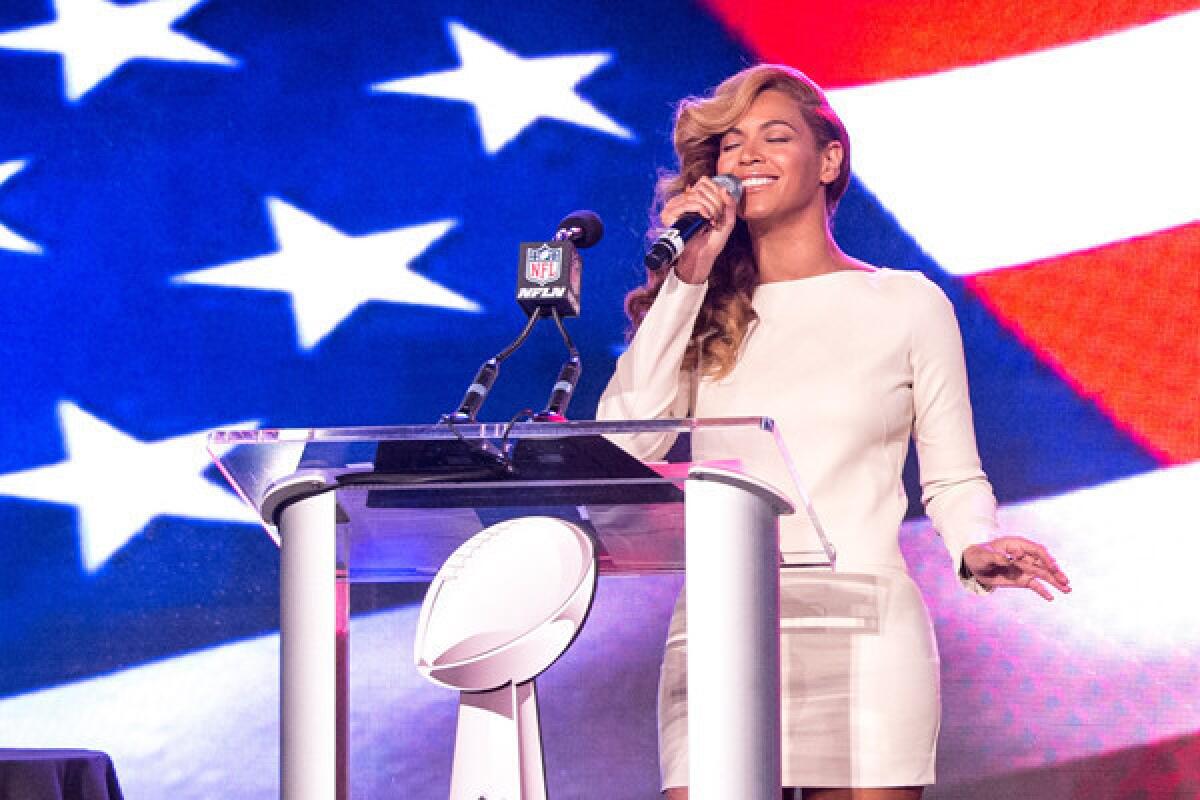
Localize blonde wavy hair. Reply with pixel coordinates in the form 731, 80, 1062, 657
625, 64, 851, 380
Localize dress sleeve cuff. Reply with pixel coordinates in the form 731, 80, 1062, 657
957, 556, 995, 596
663, 266, 709, 294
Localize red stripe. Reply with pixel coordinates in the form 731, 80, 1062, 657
966, 223, 1200, 465
701, 0, 1200, 88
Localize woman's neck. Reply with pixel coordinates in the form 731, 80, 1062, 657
749, 209, 853, 283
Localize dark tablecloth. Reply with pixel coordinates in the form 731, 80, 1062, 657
0, 750, 124, 800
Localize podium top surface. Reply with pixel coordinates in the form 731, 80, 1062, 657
208, 417, 834, 580
207, 416, 776, 445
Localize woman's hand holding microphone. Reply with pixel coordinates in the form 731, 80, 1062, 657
659, 176, 741, 285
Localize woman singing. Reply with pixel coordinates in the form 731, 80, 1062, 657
597, 64, 1071, 799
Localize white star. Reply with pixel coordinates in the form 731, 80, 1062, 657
173, 197, 479, 350
0, 160, 42, 254
0, 0, 237, 102
372, 20, 633, 154
0, 402, 255, 572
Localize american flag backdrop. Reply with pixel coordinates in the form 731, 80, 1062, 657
0, 1, 1197, 797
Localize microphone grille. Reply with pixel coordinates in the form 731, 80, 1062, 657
556, 210, 605, 249
713, 174, 743, 203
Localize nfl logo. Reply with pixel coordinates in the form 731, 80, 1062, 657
526, 245, 561, 285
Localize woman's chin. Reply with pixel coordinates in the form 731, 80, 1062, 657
739, 204, 776, 223
740, 198, 823, 230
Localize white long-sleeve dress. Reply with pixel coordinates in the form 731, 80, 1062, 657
596, 267, 998, 788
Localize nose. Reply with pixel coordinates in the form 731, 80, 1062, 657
734, 135, 763, 165
738, 141, 763, 165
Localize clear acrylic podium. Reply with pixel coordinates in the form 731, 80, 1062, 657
208, 417, 834, 800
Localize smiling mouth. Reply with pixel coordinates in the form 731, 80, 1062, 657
741, 176, 778, 188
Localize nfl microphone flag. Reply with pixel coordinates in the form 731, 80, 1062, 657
517, 240, 581, 317
0, 1, 1196, 798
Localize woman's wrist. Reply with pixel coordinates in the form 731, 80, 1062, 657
673, 258, 712, 285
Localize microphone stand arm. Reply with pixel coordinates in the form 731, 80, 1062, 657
445, 307, 544, 422
534, 307, 581, 422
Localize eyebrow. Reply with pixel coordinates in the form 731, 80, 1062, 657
722, 119, 801, 137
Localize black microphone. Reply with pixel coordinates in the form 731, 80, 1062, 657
534, 354, 580, 422
554, 209, 604, 248
446, 211, 604, 423
530, 211, 600, 421
516, 210, 604, 319
643, 174, 743, 271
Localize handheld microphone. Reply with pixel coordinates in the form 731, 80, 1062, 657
643, 174, 743, 271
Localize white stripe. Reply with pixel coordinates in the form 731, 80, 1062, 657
829, 11, 1200, 276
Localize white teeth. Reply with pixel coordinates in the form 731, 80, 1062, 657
742, 177, 776, 187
